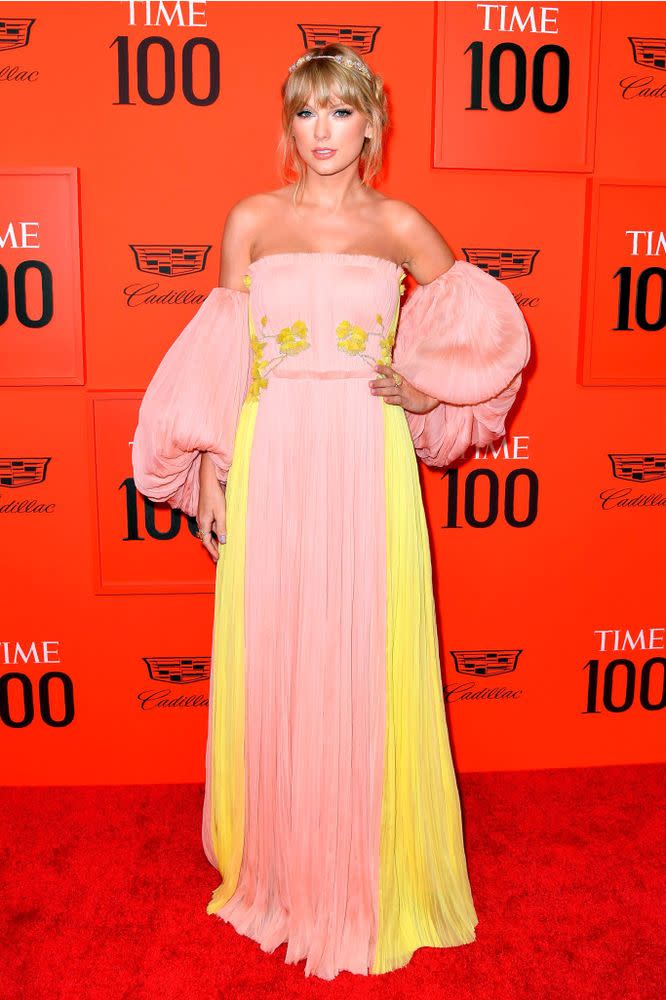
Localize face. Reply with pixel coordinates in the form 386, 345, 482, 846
291, 90, 372, 174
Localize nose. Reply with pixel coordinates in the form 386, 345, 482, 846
314, 112, 331, 142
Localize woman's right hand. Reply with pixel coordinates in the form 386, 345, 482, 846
198, 454, 227, 562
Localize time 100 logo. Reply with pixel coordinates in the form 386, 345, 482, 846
442, 466, 538, 529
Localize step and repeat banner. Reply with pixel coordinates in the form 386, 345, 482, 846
2, 1, 663, 784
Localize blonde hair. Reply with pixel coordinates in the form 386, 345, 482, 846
277, 43, 390, 204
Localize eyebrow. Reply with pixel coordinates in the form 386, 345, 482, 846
301, 100, 350, 110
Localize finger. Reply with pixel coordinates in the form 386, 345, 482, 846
200, 527, 218, 562
372, 384, 404, 397
214, 514, 227, 546
204, 536, 218, 561
374, 364, 394, 377
211, 509, 227, 560
197, 514, 218, 561
373, 389, 403, 404
198, 519, 214, 543
375, 364, 405, 382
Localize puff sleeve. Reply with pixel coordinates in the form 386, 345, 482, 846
392, 259, 531, 468
131, 286, 252, 519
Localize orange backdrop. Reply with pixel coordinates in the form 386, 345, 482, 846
2, 1, 664, 785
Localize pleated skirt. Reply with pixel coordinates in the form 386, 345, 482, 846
201, 375, 478, 980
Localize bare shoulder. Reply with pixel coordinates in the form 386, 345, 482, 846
381, 197, 456, 283
219, 191, 279, 289
222, 192, 274, 245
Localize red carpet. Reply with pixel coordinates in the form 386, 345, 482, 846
2, 763, 662, 999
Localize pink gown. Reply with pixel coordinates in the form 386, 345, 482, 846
131, 252, 531, 979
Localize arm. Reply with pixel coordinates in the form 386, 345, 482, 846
131, 199, 257, 543
386, 202, 531, 467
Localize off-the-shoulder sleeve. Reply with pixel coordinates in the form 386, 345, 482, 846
392, 259, 531, 468
131, 286, 251, 518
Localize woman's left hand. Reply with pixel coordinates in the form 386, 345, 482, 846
369, 364, 440, 414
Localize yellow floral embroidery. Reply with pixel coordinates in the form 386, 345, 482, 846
242, 274, 252, 288
277, 319, 310, 355
247, 328, 268, 399
378, 329, 396, 365
250, 333, 266, 360
336, 320, 368, 354
378, 269, 406, 362
244, 296, 311, 399
336, 268, 404, 365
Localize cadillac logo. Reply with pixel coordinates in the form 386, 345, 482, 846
450, 649, 522, 677
144, 656, 210, 684
129, 244, 211, 277
608, 453, 666, 482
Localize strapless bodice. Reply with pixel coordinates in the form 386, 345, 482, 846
242, 253, 406, 397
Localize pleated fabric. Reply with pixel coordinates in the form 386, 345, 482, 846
212, 372, 387, 978
132, 252, 530, 980
201, 394, 257, 907
374, 401, 478, 973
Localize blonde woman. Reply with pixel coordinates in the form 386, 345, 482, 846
132, 42, 531, 980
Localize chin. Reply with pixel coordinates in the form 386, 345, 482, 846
309, 157, 343, 172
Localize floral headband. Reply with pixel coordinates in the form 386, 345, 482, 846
288, 52, 372, 81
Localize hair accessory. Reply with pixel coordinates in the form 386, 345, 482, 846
288, 52, 372, 80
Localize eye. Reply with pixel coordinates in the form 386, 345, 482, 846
295, 107, 353, 119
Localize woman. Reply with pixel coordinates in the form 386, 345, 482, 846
131, 43, 531, 980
